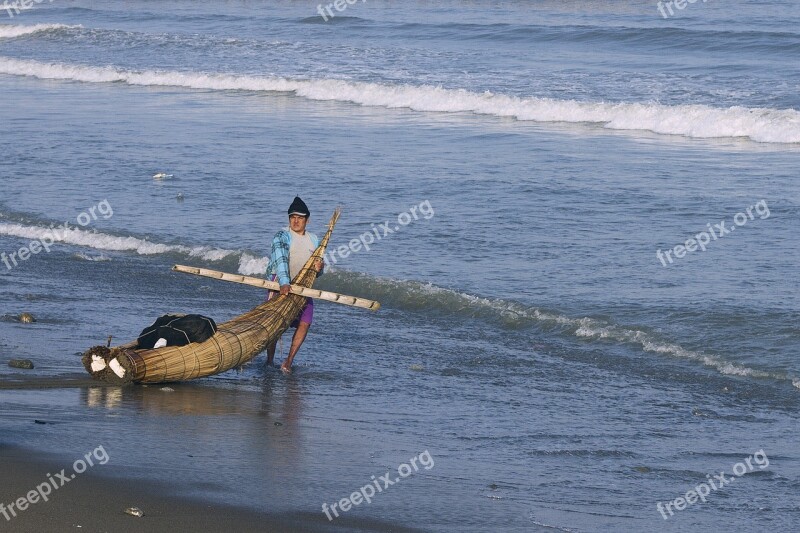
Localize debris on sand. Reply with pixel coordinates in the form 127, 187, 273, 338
8, 359, 34, 369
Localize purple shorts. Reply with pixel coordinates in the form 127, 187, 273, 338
267, 275, 313, 327
292, 298, 314, 327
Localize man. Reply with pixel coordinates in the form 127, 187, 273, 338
265, 197, 324, 374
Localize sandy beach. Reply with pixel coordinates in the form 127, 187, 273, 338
1, 444, 305, 532
0, 392, 420, 533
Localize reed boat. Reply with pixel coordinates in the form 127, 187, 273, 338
82, 209, 350, 384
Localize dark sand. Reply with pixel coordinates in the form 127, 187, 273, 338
0, 442, 420, 533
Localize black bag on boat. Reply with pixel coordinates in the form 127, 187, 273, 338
137, 314, 218, 349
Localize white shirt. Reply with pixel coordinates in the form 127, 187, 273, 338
289, 229, 315, 279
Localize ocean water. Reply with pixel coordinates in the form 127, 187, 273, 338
1, 1, 799, 531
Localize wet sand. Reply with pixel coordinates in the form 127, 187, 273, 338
0, 444, 424, 533
1, 445, 304, 532
0, 378, 425, 533
0, 444, 392, 533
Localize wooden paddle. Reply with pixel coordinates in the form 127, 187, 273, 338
172, 264, 380, 311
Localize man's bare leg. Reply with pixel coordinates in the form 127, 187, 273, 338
266, 339, 278, 366
281, 321, 311, 374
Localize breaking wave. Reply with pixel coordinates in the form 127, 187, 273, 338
0, 23, 78, 39
0, 222, 258, 267
326, 271, 800, 389
0, 55, 798, 144
0, 220, 795, 389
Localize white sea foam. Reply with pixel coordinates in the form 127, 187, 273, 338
0, 223, 241, 263
1, 217, 794, 387
541, 308, 785, 381
546, 307, 794, 384
0, 56, 798, 144
0, 24, 77, 39
238, 253, 269, 276
354, 274, 797, 387
0, 222, 271, 274
73, 251, 111, 262
575, 322, 774, 379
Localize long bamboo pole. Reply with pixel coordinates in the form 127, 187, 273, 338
172, 264, 380, 311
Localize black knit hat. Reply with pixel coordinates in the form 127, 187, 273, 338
288, 196, 310, 217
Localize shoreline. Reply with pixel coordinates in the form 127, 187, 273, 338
0, 373, 100, 390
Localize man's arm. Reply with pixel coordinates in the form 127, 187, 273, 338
271, 231, 292, 287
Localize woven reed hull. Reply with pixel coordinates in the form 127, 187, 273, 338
122, 292, 307, 383
82, 209, 340, 384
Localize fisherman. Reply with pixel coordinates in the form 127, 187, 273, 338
265, 196, 325, 373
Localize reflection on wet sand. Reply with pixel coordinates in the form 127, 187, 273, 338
85, 385, 123, 409
80, 376, 302, 420
0, 375, 428, 531
79, 372, 305, 469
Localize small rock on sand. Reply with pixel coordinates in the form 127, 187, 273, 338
9, 359, 34, 369
124, 507, 144, 517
